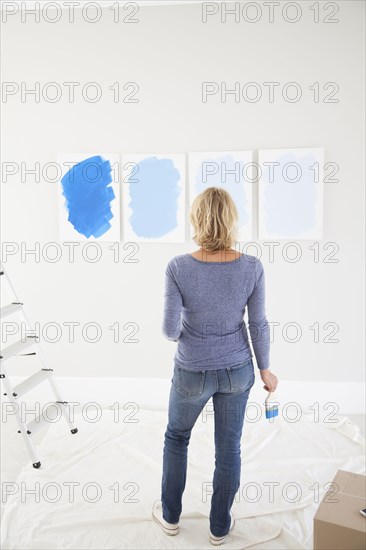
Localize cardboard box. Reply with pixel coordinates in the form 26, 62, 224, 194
314, 469, 366, 550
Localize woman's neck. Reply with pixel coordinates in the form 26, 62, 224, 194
195, 247, 241, 260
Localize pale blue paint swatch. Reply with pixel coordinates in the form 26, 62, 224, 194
195, 154, 249, 228
262, 152, 317, 236
128, 156, 181, 238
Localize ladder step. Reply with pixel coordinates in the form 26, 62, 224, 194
12, 369, 50, 398
1, 302, 23, 318
26, 402, 62, 435
0, 336, 38, 362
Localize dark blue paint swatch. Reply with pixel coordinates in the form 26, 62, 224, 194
61, 155, 115, 238
128, 156, 181, 238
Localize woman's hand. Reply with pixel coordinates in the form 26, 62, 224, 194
259, 368, 278, 392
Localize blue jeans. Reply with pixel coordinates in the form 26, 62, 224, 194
161, 357, 255, 537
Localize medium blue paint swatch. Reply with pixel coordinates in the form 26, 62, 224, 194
195, 154, 249, 228
128, 156, 181, 238
61, 155, 115, 238
263, 152, 317, 236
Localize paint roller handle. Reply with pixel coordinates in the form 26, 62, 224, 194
265, 390, 277, 404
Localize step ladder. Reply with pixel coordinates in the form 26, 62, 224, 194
0, 261, 78, 468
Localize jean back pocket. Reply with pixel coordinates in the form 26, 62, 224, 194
173, 365, 206, 397
226, 359, 254, 392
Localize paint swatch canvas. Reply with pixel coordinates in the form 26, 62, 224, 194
122, 154, 185, 242
258, 148, 324, 240
58, 153, 120, 241
189, 151, 253, 241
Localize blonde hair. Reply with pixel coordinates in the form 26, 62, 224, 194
189, 187, 239, 253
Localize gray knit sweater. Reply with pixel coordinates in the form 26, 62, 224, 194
162, 253, 270, 370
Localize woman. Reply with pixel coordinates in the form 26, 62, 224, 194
152, 187, 278, 545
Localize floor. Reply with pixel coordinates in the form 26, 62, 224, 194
1, 406, 365, 549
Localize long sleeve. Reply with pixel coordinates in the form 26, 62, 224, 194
247, 259, 270, 370
162, 259, 183, 341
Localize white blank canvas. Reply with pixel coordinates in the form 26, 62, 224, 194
258, 148, 324, 240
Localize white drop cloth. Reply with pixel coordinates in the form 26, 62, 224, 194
1, 406, 365, 549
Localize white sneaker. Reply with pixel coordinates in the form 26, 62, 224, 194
209, 511, 235, 546
152, 499, 179, 536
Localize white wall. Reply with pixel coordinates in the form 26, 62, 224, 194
1, 1, 365, 387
